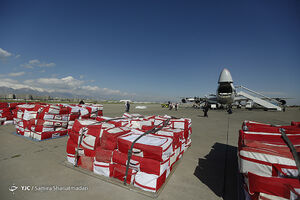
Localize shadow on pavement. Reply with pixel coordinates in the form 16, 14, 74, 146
194, 142, 238, 200
197, 115, 207, 118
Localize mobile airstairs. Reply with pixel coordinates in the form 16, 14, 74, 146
236, 86, 282, 111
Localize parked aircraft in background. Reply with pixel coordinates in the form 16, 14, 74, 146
182, 68, 287, 112
120, 100, 132, 103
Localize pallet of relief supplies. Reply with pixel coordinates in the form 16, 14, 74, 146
238, 120, 300, 200
0, 102, 25, 125
65, 114, 192, 196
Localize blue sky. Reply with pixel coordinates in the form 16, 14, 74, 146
0, 0, 299, 103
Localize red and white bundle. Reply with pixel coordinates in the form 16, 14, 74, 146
66, 114, 192, 193
238, 120, 300, 200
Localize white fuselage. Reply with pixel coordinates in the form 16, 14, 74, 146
216, 82, 235, 105
216, 68, 235, 105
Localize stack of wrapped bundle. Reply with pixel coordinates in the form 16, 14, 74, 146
78, 104, 103, 119
66, 113, 192, 192
27, 104, 71, 140
67, 119, 118, 170
61, 104, 103, 130
61, 104, 81, 130
11, 103, 104, 140
0, 102, 12, 125
0, 102, 25, 125
13, 103, 45, 136
238, 120, 300, 200
291, 121, 300, 128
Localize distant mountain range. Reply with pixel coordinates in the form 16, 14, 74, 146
0, 86, 103, 100
0, 86, 173, 102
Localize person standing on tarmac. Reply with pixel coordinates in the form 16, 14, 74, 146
169, 102, 173, 110
227, 105, 232, 114
125, 101, 130, 112
203, 101, 209, 117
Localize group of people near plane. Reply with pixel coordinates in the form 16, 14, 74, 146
167, 101, 179, 111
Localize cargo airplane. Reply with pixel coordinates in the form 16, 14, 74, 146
181, 68, 287, 112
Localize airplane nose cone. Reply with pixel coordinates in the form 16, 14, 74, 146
218, 68, 233, 83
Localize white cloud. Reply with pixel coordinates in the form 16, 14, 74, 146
21, 59, 56, 68
15, 54, 21, 58
8, 72, 25, 77
29, 59, 39, 65
0, 72, 26, 78
0, 78, 45, 92
36, 76, 84, 89
0, 48, 12, 60
23, 79, 34, 85
82, 85, 100, 91
4, 75, 130, 97
0, 76, 170, 101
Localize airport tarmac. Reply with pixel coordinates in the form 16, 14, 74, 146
0, 104, 299, 200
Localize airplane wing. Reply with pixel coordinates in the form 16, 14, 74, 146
262, 97, 294, 105
181, 97, 203, 104
181, 96, 217, 104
